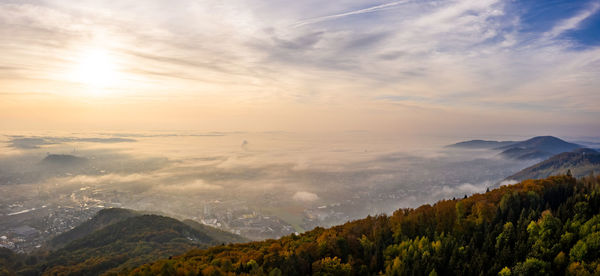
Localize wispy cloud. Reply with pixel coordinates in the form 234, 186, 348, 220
545, 1, 600, 39
293, 1, 411, 27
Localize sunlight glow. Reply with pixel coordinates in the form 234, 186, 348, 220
70, 49, 120, 93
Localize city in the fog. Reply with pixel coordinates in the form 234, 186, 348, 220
0, 131, 544, 252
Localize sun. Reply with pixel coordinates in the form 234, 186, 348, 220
71, 49, 120, 92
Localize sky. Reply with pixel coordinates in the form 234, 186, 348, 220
1, 0, 599, 137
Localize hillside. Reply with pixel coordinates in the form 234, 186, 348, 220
47, 208, 250, 250
48, 208, 140, 249
126, 175, 600, 276
39, 215, 211, 275
499, 147, 549, 160
507, 148, 600, 181
446, 139, 516, 149
497, 136, 582, 160
0, 209, 247, 275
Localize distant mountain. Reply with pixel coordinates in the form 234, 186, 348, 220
446, 139, 517, 149
506, 148, 600, 181
448, 136, 583, 160
495, 136, 581, 152
497, 136, 582, 160
6, 208, 247, 275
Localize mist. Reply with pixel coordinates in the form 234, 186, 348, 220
1, 131, 540, 241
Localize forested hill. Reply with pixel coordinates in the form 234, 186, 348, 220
48, 208, 248, 250
507, 148, 600, 181
128, 175, 600, 276
0, 210, 248, 275
48, 208, 140, 249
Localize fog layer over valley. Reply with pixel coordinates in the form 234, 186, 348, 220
0, 131, 545, 250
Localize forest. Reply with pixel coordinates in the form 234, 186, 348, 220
126, 174, 600, 276
0, 213, 245, 275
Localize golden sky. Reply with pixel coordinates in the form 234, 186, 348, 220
1, 0, 599, 136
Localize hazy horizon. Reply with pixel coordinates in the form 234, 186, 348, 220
1, 130, 597, 242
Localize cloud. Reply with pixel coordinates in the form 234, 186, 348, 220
292, 191, 320, 202
498, 179, 518, 187
293, 1, 410, 27
433, 181, 493, 198
64, 173, 152, 184
545, 2, 600, 39
9, 138, 54, 149
271, 31, 324, 50
8, 136, 136, 149
455, 183, 489, 194
154, 179, 223, 193
0, 0, 599, 134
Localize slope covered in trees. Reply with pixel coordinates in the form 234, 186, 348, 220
0, 210, 247, 275
507, 148, 600, 181
48, 208, 140, 249
127, 175, 600, 276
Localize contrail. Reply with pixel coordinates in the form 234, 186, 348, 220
292, 0, 411, 27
